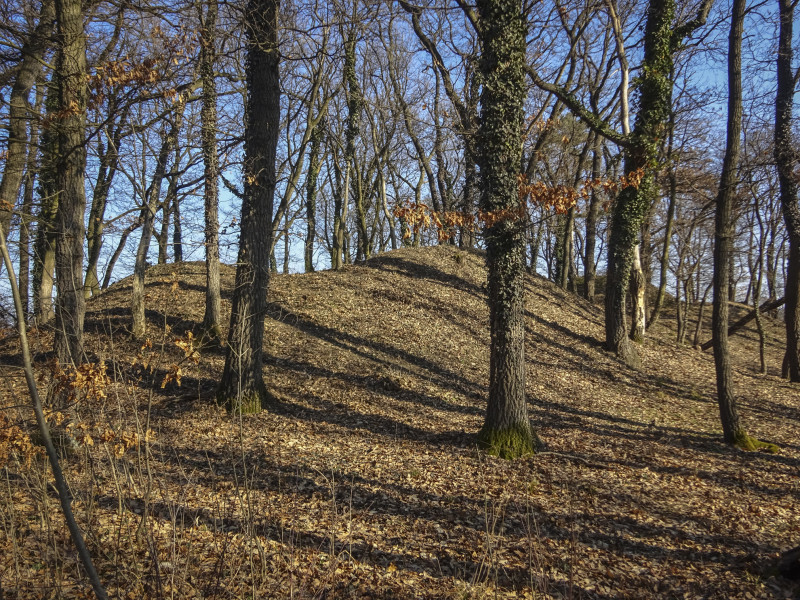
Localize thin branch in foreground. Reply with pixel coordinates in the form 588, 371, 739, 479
0, 226, 108, 600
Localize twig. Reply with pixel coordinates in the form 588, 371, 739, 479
0, 225, 109, 600
536, 451, 608, 469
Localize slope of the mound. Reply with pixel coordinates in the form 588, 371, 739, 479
1, 245, 797, 599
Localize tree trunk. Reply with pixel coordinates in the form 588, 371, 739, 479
775, 0, 800, 382
712, 0, 747, 446
0, 0, 55, 239
52, 0, 87, 371
605, 0, 710, 367
85, 104, 126, 297
217, 0, 280, 414
304, 116, 323, 272
200, 0, 222, 341
19, 84, 45, 319
693, 282, 711, 348
584, 135, 602, 301
649, 120, 677, 327
630, 243, 646, 341
33, 193, 57, 324
172, 188, 183, 262
131, 107, 184, 339
333, 25, 361, 270
156, 153, 179, 264
474, 0, 537, 459
102, 218, 141, 290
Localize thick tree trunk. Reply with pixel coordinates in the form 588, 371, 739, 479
52, 0, 87, 371
775, 0, 800, 382
217, 0, 279, 414
200, 0, 222, 341
606, 0, 674, 368
605, 0, 710, 366
474, 0, 537, 459
712, 0, 747, 446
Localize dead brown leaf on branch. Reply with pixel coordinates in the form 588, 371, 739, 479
0, 247, 797, 599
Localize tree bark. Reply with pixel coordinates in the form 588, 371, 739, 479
649, 109, 677, 327
200, 0, 222, 341
474, 0, 537, 459
712, 0, 746, 446
630, 243, 646, 341
304, 116, 323, 272
52, 0, 88, 371
131, 106, 184, 339
85, 103, 127, 297
0, 0, 55, 239
217, 0, 280, 414
699, 296, 786, 351
19, 83, 45, 319
605, 0, 710, 367
584, 134, 602, 301
775, 0, 800, 382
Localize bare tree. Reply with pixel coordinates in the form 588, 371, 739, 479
474, 0, 539, 458
712, 0, 748, 447
52, 0, 88, 370
218, 0, 280, 413
774, 0, 800, 382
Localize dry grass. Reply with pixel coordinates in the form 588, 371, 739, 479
0, 245, 798, 599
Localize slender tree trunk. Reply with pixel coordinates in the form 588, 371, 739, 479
693, 282, 712, 348
353, 158, 369, 262
0, 0, 55, 239
650, 120, 677, 327
173, 191, 183, 262
775, 0, 800, 382
333, 26, 361, 270
131, 106, 184, 339
200, 0, 222, 341
380, 170, 397, 251
85, 104, 126, 297
101, 218, 140, 289
33, 194, 57, 324
52, 0, 87, 371
584, 135, 602, 301
304, 116, 323, 272
19, 84, 45, 319
282, 212, 290, 274
712, 0, 747, 446
679, 274, 692, 345
475, 0, 537, 459
156, 154, 179, 264
217, 0, 280, 413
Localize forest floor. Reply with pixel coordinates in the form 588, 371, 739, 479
0, 245, 798, 599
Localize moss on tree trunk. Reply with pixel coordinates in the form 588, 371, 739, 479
474, 0, 537, 460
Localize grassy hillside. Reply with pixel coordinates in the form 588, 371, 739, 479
1, 245, 798, 599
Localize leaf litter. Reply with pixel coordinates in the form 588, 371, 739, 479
0, 245, 797, 599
